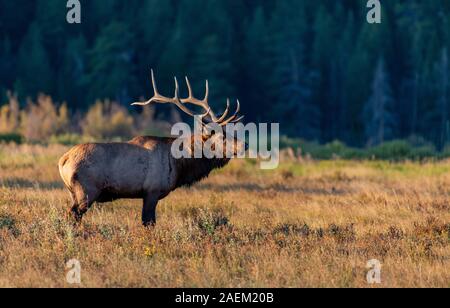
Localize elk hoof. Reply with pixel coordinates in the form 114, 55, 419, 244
68, 207, 83, 224
142, 221, 156, 228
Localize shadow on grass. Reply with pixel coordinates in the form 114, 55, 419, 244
195, 182, 346, 195
0, 178, 64, 190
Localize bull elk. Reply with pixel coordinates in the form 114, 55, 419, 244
58, 71, 246, 226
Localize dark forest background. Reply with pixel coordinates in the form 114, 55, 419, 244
1, 0, 450, 148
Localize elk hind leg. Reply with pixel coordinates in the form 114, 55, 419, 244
62, 183, 80, 222
71, 182, 99, 224
68, 191, 80, 222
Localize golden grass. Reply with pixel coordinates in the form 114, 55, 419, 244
0, 144, 449, 288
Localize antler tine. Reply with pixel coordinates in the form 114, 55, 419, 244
172, 76, 197, 117
204, 80, 210, 102
182, 77, 219, 122
194, 106, 213, 131
131, 100, 151, 106
151, 69, 159, 96
131, 69, 161, 106
132, 70, 199, 117
200, 107, 212, 118
131, 70, 159, 106
216, 99, 231, 123
174, 76, 180, 100
185, 76, 194, 100
219, 100, 242, 127
132, 70, 244, 126
183, 76, 209, 107
232, 115, 245, 123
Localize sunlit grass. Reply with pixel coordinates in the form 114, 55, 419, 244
0, 143, 449, 287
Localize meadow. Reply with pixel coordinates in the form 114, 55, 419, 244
0, 143, 449, 288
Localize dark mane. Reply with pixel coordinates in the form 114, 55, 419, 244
131, 135, 231, 189
174, 157, 230, 188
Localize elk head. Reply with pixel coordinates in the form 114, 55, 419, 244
132, 70, 247, 158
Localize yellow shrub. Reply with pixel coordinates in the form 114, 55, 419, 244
135, 105, 180, 137
0, 92, 20, 133
19, 95, 70, 142
82, 100, 134, 140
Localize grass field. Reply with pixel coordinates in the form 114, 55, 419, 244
0, 143, 449, 288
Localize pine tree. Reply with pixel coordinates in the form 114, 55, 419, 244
241, 6, 271, 122
364, 58, 396, 146
175, 0, 235, 113
58, 35, 87, 108
311, 6, 335, 140
82, 0, 121, 40
435, 48, 449, 149
85, 22, 137, 105
16, 23, 53, 99
190, 35, 234, 112
268, 1, 319, 139
0, 37, 14, 91
1, 0, 450, 147
0, 0, 36, 40
333, 11, 355, 142
35, 0, 66, 49
135, 0, 172, 83
155, 0, 191, 84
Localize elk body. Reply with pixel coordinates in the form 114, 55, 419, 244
58, 71, 245, 226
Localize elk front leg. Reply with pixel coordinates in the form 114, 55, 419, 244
142, 194, 158, 227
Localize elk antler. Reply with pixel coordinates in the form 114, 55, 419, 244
132, 70, 209, 118
132, 70, 243, 127
181, 77, 243, 126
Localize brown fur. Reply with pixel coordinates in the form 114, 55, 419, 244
58, 134, 242, 226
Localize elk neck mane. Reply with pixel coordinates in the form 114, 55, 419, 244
173, 155, 230, 188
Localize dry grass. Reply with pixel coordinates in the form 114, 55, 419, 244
0, 143, 449, 288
